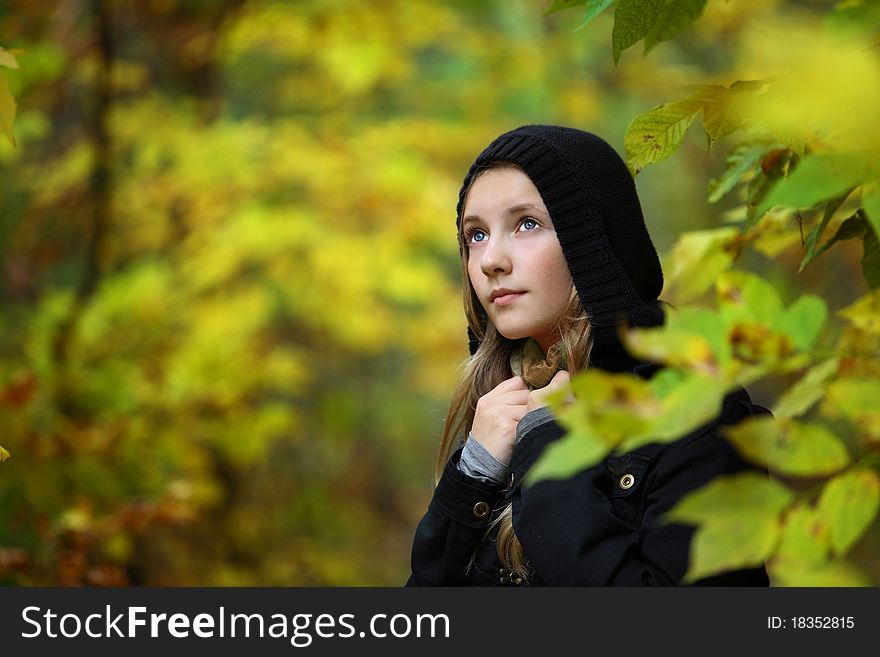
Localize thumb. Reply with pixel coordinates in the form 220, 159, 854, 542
549, 370, 570, 387
549, 370, 575, 405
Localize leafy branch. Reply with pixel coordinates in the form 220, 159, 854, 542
536, 0, 880, 584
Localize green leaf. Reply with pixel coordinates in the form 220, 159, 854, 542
863, 186, 880, 239
0, 71, 17, 147
545, 0, 588, 16
611, 0, 661, 65
755, 152, 879, 219
708, 144, 767, 204
525, 426, 609, 484
862, 227, 880, 289
823, 378, 880, 438
684, 515, 780, 583
624, 94, 707, 175
643, 0, 707, 54
745, 165, 781, 227
647, 367, 685, 399
621, 373, 728, 451
717, 270, 785, 327
665, 471, 794, 526
770, 559, 870, 586
622, 306, 727, 375
774, 294, 827, 351
573, 0, 616, 31
775, 502, 829, 566
824, 0, 880, 42
773, 357, 839, 420
0, 445, 10, 462
798, 191, 854, 272
800, 213, 866, 272
724, 417, 850, 477
816, 468, 880, 556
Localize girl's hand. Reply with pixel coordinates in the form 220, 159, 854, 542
525, 370, 573, 414
469, 375, 530, 466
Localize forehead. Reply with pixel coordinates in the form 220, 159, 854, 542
462, 168, 547, 217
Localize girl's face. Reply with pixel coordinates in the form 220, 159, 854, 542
461, 167, 573, 353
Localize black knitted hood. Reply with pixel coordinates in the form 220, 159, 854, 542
456, 125, 665, 372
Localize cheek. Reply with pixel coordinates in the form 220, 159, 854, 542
467, 257, 480, 287
533, 249, 572, 293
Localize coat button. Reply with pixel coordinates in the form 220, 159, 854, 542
473, 501, 491, 518
619, 473, 635, 490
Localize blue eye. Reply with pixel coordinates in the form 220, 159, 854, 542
465, 229, 486, 244
521, 218, 538, 231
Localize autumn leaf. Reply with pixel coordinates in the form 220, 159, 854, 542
624, 93, 705, 174
725, 416, 850, 477
0, 70, 17, 147
773, 358, 839, 420
685, 515, 780, 583
817, 468, 880, 556
775, 502, 829, 566
770, 558, 870, 586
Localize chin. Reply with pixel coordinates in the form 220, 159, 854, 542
494, 323, 537, 342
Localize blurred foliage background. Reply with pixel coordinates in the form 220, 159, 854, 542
0, 0, 872, 585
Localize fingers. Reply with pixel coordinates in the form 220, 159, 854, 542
534, 370, 570, 392
500, 389, 531, 405
527, 370, 574, 409
499, 375, 528, 390
546, 370, 575, 404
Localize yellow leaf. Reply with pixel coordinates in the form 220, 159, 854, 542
0, 71, 17, 147
665, 471, 794, 526
769, 558, 870, 587
817, 468, 880, 555
662, 227, 739, 304
0, 46, 21, 69
837, 290, 880, 335
773, 358, 839, 420
725, 417, 850, 477
823, 378, 880, 439
0, 445, 10, 462
624, 92, 707, 175
775, 502, 830, 566
684, 515, 780, 583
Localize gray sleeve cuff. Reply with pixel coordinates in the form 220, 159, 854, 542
516, 406, 555, 444
457, 432, 508, 484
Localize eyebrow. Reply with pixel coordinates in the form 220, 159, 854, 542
461, 203, 548, 229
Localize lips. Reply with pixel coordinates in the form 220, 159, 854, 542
492, 292, 525, 306
490, 288, 525, 302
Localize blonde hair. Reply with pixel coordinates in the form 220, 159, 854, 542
435, 161, 594, 581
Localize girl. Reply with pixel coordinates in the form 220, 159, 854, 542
406, 125, 770, 586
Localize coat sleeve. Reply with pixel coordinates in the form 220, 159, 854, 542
510, 395, 770, 586
405, 447, 506, 586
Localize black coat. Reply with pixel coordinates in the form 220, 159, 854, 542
406, 366, 771, 587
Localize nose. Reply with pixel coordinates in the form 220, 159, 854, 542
480, 234, 512, 277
